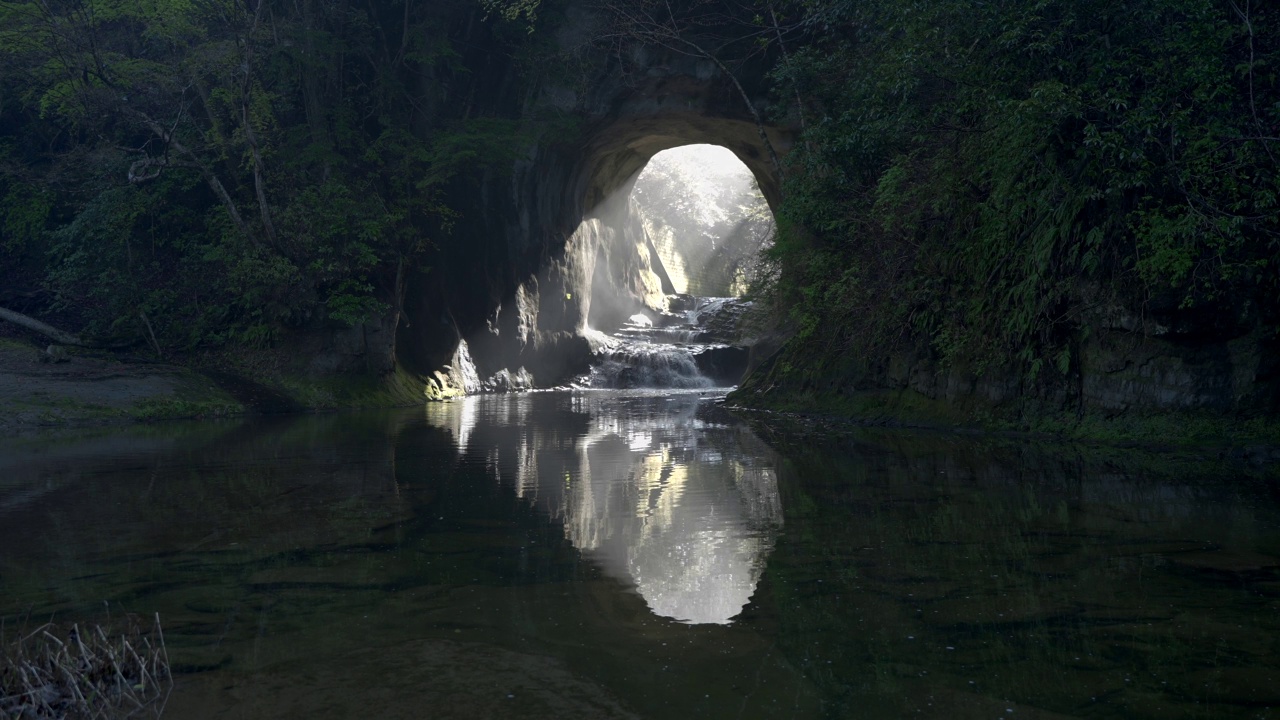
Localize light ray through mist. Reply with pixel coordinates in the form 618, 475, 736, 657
630, 144, 774, 299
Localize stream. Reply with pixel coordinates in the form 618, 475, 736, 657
582, 295, 750, 390
1, 393, 1277, 719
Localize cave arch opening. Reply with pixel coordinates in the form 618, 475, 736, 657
576, 143, 776, 390
585, 143, 776, 335
411, 122, 790, 397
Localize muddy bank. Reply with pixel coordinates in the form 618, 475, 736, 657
0, 339, 244, 432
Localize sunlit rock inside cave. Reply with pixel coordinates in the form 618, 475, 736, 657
424, 143, 777, 397
629, 144, 775, 300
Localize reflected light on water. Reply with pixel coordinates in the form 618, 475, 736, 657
5, 398, 1279, 718
425, 390, 781, 624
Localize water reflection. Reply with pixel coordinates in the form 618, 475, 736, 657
424, 391, 781, 624
3, 402, 1277, 719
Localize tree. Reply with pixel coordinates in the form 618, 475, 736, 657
0, 0, 545, 354
758, 0, 1280, 386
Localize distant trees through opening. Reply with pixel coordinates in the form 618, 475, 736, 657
630, 145, 774, 299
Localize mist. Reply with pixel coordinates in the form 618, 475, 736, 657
630, 145, 774, 299
578, 143, 775, 338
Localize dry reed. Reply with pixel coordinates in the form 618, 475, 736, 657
0, 613, 171, 719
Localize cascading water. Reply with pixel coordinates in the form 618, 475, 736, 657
582, 295, 749, 389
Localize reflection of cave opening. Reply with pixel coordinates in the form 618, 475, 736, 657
421, 392, 784, 626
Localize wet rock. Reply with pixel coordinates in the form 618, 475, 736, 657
483, 367, 534, 393
666, 294, 697, 313
693, 345, 749, 386
425, 339, 481, 400
690, 297, 754, 344
40, 344, 70, 363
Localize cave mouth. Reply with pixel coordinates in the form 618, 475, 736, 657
586, 143, 776, 332
579, 144, 775, 390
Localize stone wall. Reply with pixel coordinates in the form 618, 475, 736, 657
740, 315, 1280, 422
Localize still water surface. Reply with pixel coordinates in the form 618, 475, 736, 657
1, 391, 1278, 718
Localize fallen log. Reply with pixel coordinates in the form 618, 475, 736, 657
0, 305, 86, 346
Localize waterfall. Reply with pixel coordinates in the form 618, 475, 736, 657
588, 343, 714, 389
582, 296, 749, 389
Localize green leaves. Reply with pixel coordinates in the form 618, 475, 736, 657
479, 0, 541, 30
0, 0, 564, 353
325, 280, 388, 327
769, 0, 1280, 382
0, 177, 52, 257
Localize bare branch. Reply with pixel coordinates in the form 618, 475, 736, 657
593, 0, 786, 185
135, 111, 259, 243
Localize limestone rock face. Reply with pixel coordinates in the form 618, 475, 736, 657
394, 3, 790, 393
298, 309, 399, 378
746, 312, 1280, 420
425, 339, 481, 400
1077, 327, 1278, 413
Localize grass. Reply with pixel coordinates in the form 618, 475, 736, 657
128, 397, 243, 422
200, 338, 431, 412
0, 615, 172, 719
126, 369, 245, 422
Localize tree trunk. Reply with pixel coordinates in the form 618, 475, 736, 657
242, 101, 278, 245
0, 306, 86, 346
767, 2, 806, 132
138, 114, 258, 244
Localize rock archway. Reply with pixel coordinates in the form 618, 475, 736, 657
397, 24, 792, 397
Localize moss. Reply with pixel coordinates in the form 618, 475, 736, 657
423, 375, 466, 401
128, 397, 242, 422
129, 372, 245, 421
273, 364, 432, 410
0, 337, 36, 351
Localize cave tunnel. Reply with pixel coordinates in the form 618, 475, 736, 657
572, 141, 776, 390
569, 113, 786, 337
402, 87, 790, 397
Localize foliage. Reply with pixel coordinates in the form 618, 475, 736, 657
631, 146, 775, 296
0, 0, 554, 353
480, 0, 542, 28
2, 0, 1275, 400
762, 0, 1280, 388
